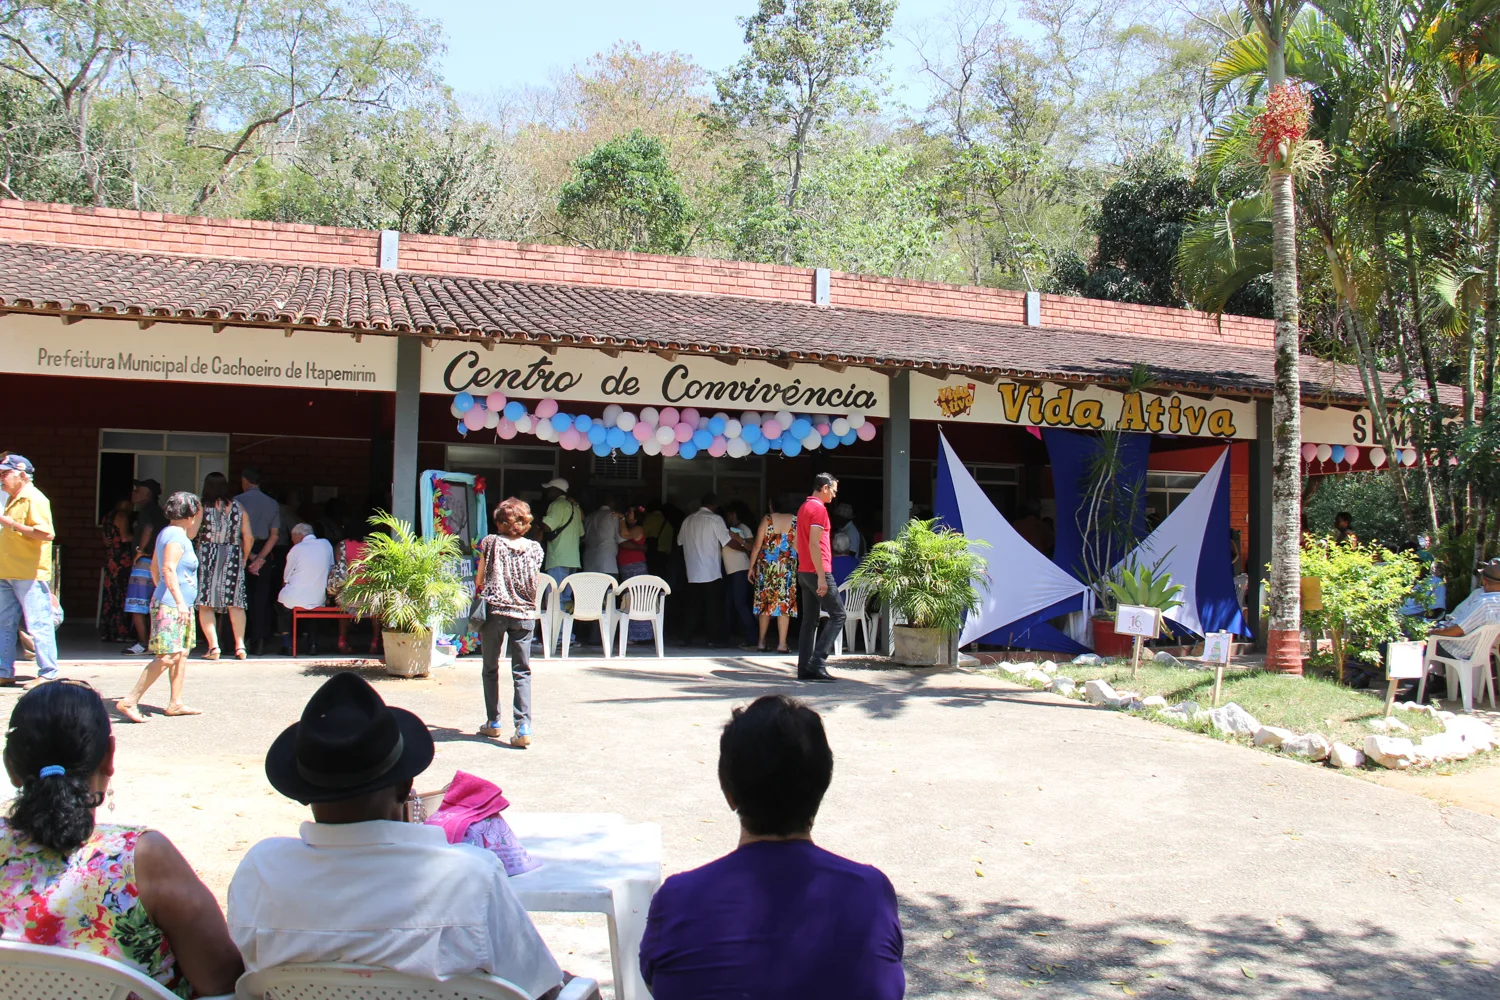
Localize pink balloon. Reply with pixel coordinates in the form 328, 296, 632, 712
674, 422, 694, 443
535, 398, 559, 419
681, 407, 700, 426
560, 428, 583, 450
463, 408, 487, 431
496, 418, 517, 440
856, 422, 877, 442
485, 391, 507, 411
661, 439, 680, 457
633, 422, 654, 442
1300, 443, 1317, 462
814, 423, 831, 436
1343, 446, 1360, 466
708, 436, 728, 457
762, 420, 782, 439
659, 407, 680, 427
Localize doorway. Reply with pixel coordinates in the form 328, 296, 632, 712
98, 429, 229, 518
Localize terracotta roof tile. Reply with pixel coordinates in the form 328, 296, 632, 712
0, 239, 1450, 405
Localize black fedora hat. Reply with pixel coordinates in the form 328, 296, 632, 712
265, 672, 434, 804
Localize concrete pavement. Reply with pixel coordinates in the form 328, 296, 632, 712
2, 652, 1496, 998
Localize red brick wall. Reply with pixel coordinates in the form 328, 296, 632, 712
6, 424, 108, 620
0, 199, 1274, 351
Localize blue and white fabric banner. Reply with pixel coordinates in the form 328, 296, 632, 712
1119, 449, 1250, 637
935, 434, 1090, 647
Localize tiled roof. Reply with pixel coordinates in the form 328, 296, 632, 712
0, 239, 1446, 405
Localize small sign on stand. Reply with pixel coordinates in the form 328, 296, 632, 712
1383, 640, 1425, 716
1202, 631, 1234, 706
1115, 604, 1162, 679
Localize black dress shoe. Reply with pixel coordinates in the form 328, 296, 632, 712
797, 669, 836, 683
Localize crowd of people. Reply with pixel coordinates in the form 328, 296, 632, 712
0, 674, 905, 999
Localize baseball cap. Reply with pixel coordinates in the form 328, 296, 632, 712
0, 454, 34, 475
541, 478, 569, 492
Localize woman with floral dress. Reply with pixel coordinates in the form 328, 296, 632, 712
747, 496, 799, 653
98, 499, 135, 643
194, 472, 252, 660
0, 680, 242, 997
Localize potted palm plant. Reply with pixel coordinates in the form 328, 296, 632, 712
849, 518, 989, 667
339, 512, 470, 678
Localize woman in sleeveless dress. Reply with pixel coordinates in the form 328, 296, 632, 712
195, 472, 252, 660
616, 506, 658, 643
746, 496, 799, 653
1, 680, 242, 997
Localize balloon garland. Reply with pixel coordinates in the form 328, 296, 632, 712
450, 392, 878, 458
1299, 442, 1419, 470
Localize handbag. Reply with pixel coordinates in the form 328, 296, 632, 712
468, 593, 489, 626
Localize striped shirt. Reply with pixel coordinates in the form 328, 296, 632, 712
477, 535, 544, 619
1436, 589, 1500, 660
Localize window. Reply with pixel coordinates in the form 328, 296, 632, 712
443, 444, 558, 505
99, 429, 229, 513
592, 452, 643, 483
965, 464, 1023, 518
1146, 471, 1204, 527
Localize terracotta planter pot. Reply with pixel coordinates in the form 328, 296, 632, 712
892, 626, 958, 667
1091, 617, 1135, 658
382, 630, 435, 678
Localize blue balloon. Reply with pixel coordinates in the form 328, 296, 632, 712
692, 429, 714, 449
822, 432, 838, 448
742, 424, 762, 444
841, 430, 857, 446
751, 437, 770, 455
550, 412, 573, 432
620, 436, 640, 455
679, 442, 699, 460
783, 439, 802, 458
789, 418, 811, 440
592, 441, 611, 457
769, 437, 783, 451
1330, 444, 1347, 464
456, 421, 468, 435
607, 427, 627, 448
708, 416, 726, 435
588, 424, 608, 445
503, 401, 526, 422
574, 414, 593, 433
454, 392, 475, 413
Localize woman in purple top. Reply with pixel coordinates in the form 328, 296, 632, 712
639, 695, 904, 1000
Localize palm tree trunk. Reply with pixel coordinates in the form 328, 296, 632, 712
1266, 162, 1304, 673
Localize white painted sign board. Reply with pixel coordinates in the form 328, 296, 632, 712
1202, 631, 1234, 665
1385, 641, 1426, 680
1115, 605, 1161, 639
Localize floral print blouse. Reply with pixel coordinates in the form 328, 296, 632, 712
0, 818, 188, 997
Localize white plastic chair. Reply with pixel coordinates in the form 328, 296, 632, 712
839, 579, 879, 654
237, 963, 597, 1000
614, 575, 672, 657
500, 574, 558, 660
0, 939, 232, 1000
1419, 622, 1500, 711
816, 607, 845, 657
558, 572, 619, 658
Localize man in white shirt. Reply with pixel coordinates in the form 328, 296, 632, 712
275, 523, 335, 655
582, 501, 622, 576
228, 672, 574, 999
1427, 558, 1500, 663
677, 494, 743, 647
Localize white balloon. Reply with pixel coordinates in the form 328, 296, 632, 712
484, 409, 500, 429
641, 437, 662, 456
515, 414, 534, 434
1369, 447, 1387, 468
727, 438, 751, 458
449, 401, 466, 419
616, 411, 637, 431
831, 418, 850, 436
761, 412, 777, 427
724, 419, 743, 439
602, 404, 623, 427
1402, 448, 1418, 467
656, 425, 676, 445
535, 421, 554, 441
741, 411, 762, 426
640, 406, 660, 427
697, 415, 710, 430
1315, 443, 1332, 462
775, 409, 794, 429
803, 432, 822, 450
847, 413, 866, 429
714, 411, 730, 424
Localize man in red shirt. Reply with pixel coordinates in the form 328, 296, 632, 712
795, 473, 844, 682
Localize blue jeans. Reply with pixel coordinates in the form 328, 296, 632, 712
0, 578, 60, 680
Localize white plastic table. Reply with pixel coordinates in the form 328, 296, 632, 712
505, 812, 662, 1000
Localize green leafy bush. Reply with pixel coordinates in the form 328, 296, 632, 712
850, 518, 989, 633
339, 512, 469, 636
1300, 536, 1430, 667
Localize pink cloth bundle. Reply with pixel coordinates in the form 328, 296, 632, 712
425, 770, 539, 876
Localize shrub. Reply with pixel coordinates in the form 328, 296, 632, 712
1300, 535, 1431, 667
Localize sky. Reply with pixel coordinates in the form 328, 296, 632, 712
405, 0, 967, 110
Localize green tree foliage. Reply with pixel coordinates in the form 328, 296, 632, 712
557, 129, 692, 254
1299, 535, 1428, 667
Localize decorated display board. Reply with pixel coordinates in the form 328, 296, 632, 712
446, 390, 878, 460
420, 470, 486, 655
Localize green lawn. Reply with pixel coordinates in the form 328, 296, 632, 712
984, 660, 1457, 757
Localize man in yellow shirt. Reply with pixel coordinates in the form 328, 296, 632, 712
0, 455, 59, 685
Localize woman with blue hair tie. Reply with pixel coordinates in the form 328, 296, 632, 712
1, 679, 241, 996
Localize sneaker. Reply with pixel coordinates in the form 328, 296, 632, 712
123, 642, 147, 655
510, 724, 532, 749
478, 723, 505, 739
